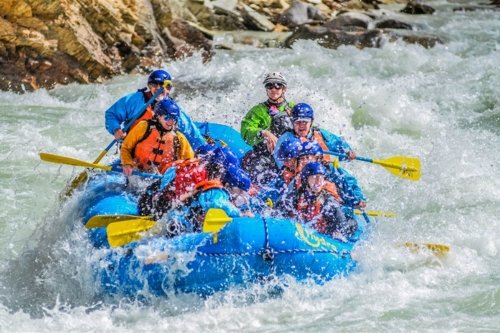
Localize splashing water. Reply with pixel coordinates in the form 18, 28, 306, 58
1, 2, 499, 331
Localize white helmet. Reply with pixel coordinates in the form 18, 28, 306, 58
263, 72, 287, 87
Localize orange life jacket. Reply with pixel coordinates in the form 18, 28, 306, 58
311, 128, 333, 163
130, 89, 155, 130
294, 177, 341, 203
295, 191, 328, 233
133, 121, 180, 172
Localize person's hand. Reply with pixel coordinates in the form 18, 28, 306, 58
355, 200, 366, 209
122, 165, 134, 177
346, 150, 356, 161
114, 128, 126, 140
261, 130, 277, 153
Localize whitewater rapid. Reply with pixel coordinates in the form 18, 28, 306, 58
1, 1, 499, 331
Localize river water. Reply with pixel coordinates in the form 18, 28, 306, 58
1, 1, 499, 331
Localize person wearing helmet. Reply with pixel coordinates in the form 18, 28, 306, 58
278, 162, 358, 239
275, 137, 302, 185
273, 102, 366, 213
120, 98, 194, 177
240, 72, 295, 186
105, 69, 205, 149
149, 146, 243, 237
139, 143, 252, 220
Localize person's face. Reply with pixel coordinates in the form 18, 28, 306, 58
282, 158, 297, 172
149, 81, 172, 100
307, 174, 325, 194
158, 116, 176, 131
293, 120, 311, 137
265, 83, 286, 100
298, 155, 321, 171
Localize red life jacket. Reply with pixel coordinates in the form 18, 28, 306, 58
133, 121, 180, 172
164, 160, 225, 204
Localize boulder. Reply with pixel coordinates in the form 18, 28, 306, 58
324, 11, 374, 30
278, 0, 328, 27
400, 1, 436, 15
285, 24, 383, 49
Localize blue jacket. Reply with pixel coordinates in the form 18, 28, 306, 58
104, 91, 206, 149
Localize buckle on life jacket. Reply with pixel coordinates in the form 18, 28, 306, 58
152, 148, 163, 155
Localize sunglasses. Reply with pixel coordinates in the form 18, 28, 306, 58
151, 80, 173, 89
265, 83, 284, 90
163, 115, 177, 122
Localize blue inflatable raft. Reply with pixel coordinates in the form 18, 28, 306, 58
72, 122, 363, 298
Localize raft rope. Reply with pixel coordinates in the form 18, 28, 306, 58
196, 217, 349, 260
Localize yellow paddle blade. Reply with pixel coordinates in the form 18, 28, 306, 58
354, 210, 397, 217
403, 242, 450, 257
107, 219, 156, 248
39, 152, 112, 172
372, 156, 421, 181
202, 208, 233, 233
86, 214, 153, 229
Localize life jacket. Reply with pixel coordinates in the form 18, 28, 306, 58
264, 100, 293, 137
294, 190, 328, 233
293, 177, 341, 203
129, 88, 155, 130
133, 120, 180, 172
310, 128, 333, 163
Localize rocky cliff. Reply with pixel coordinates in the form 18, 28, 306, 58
2, 0, 495, 92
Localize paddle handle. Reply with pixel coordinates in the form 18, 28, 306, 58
95, 87, 165, 164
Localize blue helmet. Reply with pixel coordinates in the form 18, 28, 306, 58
300, 162, 326, 183
276, 138, 302, 161
148, 69, 172, 85
291, 103, 314, 122
154, 98, 180, 121
224, 165, 251, 191
298, 141, 323, 158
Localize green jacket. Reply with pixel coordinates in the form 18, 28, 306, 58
240, 101, 295, 146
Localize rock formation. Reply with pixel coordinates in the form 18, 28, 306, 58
0, 0, 444, 92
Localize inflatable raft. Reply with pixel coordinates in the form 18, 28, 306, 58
78, 172, 359, 297
67, 122, 363, 297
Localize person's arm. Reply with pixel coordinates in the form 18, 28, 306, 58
175, 103, 206, 150
120, 121, 148, 174
240, 105, 270, 146
334, 166, 366, 206
320, 129, 354, 161
272, 132, 292, 169
105, 92, 144, 136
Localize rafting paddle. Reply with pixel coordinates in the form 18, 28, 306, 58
86, 214, 154, 229
325, 151, 421, 181
103, 208, 234, 248
39, 152, 161, 179
354, 210, 397, 217
63, 83, 169, 196
107, 219, 157, 248
403, 242, 450, 257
